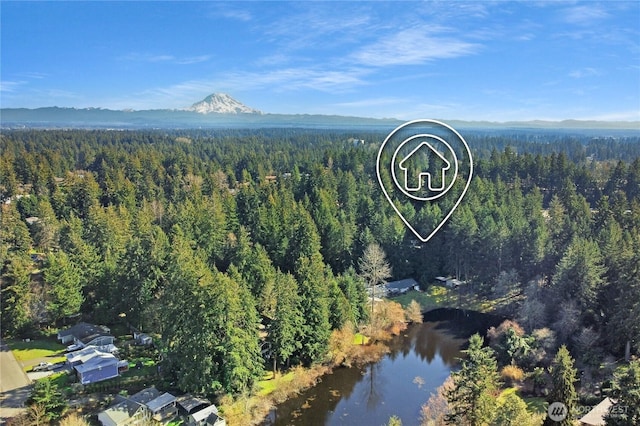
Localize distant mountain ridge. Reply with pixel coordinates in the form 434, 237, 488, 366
186, 93, 261, 114
1, 95, 639, 132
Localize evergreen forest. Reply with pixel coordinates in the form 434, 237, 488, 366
1, 128, 640, 398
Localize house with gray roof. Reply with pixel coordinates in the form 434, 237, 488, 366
58, 322, 114, 351
189, 404, 226, 426
146, 392, 178, 423
98, 387, 179, 426
74, 353, 120, 385
386, 278, 419, 295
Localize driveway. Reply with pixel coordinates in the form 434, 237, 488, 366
0, 340, 32, 423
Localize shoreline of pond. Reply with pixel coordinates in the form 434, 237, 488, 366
260, 308, 504, 426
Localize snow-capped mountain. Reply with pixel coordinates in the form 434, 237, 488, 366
187, 93, 261, 114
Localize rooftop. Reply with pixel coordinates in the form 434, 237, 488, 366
58, 322, 111, 343
386, 278, 418, 290
129, 386, 162, 405
191, 404, 219, 423
146, 392, 177, 412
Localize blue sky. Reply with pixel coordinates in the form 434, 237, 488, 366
1, 1, 639, 121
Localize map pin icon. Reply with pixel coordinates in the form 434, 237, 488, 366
376, 119, 473, 243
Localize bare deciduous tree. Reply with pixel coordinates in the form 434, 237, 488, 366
358, 243, 391, 336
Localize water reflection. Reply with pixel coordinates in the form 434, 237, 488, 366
264, 321, 466, 426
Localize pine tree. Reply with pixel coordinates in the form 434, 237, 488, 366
605, 360, 640, 425
445, 334, 500, 426
545, 345, 577, 426
30, 378, 67, 422
44, 251, 83, 323
1, 255, 32, 335
295, 253, 331, 365
268, 271, 302, 372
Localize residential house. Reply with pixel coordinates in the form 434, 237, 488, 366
98, 387, 164, 426
447, 278, 464, 288
146, 392, 178, 423
97, 398, 149, 426
74, 353, 121, 385
67, 346, 104, 366
189, 404, 226, 426
386, 278, 419, 295
58, 322, 114, 351
579, 397, 615, 426
177, 395, 211, 416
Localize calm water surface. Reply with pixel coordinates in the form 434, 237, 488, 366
264, 321, 466, 426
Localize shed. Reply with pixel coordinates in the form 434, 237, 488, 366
134, 331, 153, 346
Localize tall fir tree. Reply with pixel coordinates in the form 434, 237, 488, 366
545, 345, 577, 426
445, 334, 500, 426
604, 360, 640, 425
44, 251, 83, 323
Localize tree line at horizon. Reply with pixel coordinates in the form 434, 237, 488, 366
1, 128, 639, 395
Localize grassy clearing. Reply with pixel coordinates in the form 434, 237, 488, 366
392, 285, 456, 310
498, 387, 548, 415
393, 284, 521, 314
122, 358, 157, 378
257, 371, 295, 396
7, 339, 65, 361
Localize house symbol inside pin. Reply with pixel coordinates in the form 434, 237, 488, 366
398, 141, 451, 193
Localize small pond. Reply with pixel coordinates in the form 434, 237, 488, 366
264, 308, 503, 426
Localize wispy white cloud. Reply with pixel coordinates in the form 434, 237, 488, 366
103, 66, 369, 110
568, 67, 601, 78
352, 27, 480, 67
218, 8, 252, 22
176, 55, 212, 65
19, 72, 47, 80
119, 53, 211, 65
0, 80, 27, 93
215, 67, 370, 95
562, 5, 609, 25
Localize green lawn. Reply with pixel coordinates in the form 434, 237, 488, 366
392, 285, 455, 310
392, 284, 521, 314
46, 372, 70, 388
122, 357, 157, 378
7, 339, 65, 362
257, 371, 295, 396
498, 387, 548, 415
